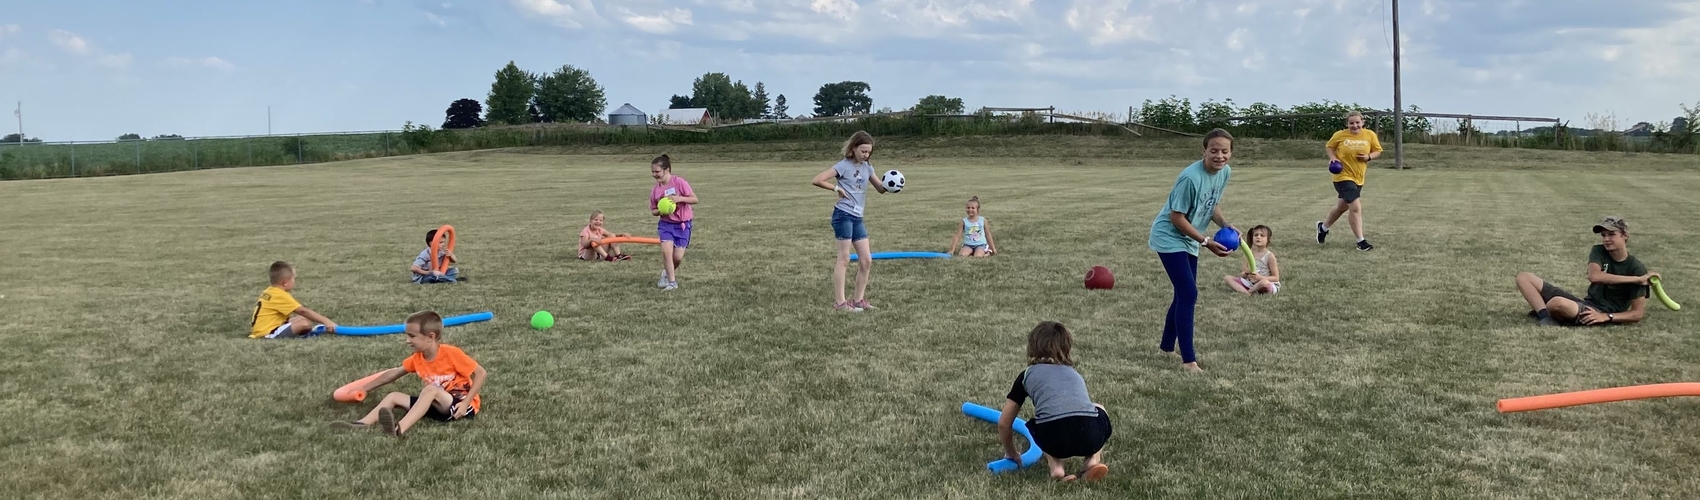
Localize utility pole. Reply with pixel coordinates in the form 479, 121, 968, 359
13, 101, 20, 144
1392, 0, 1405, 169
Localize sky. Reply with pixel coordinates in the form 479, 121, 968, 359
2, 0, 1698, 141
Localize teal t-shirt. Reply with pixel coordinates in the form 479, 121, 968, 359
1148, 160, 1230, 255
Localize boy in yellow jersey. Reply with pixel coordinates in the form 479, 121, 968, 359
1316, 110, 1383, 251
248, 261, 339, 339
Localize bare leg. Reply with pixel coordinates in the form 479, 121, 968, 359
671, 247, 687, 279
1250, 280, 1275, 295
287, 314, 316, 335
1515, 272, 1549, 311
1347, 199, 1365, 240
356, 392, 413, 425
1224, 276, 1251, 295
1546, 297, 1582, 323
973, 247, 990, 257
660, 241, 677, 283
396, 385, 453, 436
852, 238, 873, 302
957, 247, 972, 256
833, 239, 852, 304
1323, 199, 1349, 229
1043, 453, 1072, 481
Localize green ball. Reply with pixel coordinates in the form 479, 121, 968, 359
657, 197, 677, 216
530, 310, 554, 330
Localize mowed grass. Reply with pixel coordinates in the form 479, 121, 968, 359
3, 137, 1700, 499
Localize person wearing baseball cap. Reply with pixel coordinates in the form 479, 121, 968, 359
1513, 216, 1658, 326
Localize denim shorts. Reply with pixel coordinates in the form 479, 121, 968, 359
831, 209, 868, 241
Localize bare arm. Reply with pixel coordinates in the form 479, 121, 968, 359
1210, 205, 1231, 232
811, 167, 844, 194
293, 305, 336, 332
948, 220, 963, 254
410, 264, 430, 276
984, 220, 997, 253
1172, 211, 1231, 257
1587, 263, 1657, 286
997, 398, 1022, 463
360, 367, 408, 392
1264, 253, 1281, 282
872, 178, 889, 194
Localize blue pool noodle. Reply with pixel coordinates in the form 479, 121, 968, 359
848, 251, 951, 262
961, 402, 1044, 474
312, 311, 494, 336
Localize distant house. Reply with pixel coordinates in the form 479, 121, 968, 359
657, 108, 710, 126
1624, 122, 1655, 137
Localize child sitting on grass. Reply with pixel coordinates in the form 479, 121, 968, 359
248, 261, 338, 338
997, 321, 1112, 482
1224, 225, 1281, 295
948, 196, 998, 257
330, 311, 486, 438
411, 228, 462, 284
578, 210, 632, 261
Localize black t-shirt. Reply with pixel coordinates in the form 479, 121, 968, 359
1585, 245, 1649, 313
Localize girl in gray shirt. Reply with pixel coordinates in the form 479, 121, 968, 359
998, 321, 1112, 482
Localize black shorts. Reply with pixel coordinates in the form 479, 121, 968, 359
409, 394, 478, 422
1333, 180, 1364, 203
1025, 407, 1112, 459
1538, 281, 1606, 326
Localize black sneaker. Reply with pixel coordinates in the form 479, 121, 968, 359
1316, 222, 1329, 244
1356, 239, 1374, 251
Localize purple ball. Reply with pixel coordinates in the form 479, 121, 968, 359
1328, 160, 1344, 174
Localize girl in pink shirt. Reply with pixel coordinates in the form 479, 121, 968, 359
578, 210, 631, 261
649, 154, 698, 290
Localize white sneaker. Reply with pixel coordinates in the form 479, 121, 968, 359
662, 280, 678, 291
658, 270, 669, 288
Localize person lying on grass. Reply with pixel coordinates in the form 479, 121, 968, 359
1514, 216, 1657, 327
331, 311, 486, 437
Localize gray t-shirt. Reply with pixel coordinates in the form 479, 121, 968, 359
832, 158, 874, 218
1006, 363, 1098, 424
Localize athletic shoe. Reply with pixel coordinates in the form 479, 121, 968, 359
658, 270, 670, 288
1316, 222, 1329, 244
852, 299, 877, 310
377, 407, 401, 437
616, 254, 631, 261
1083, 464, 1109, 482
328, 421, 370, 431
1357, 239, 1374, 251
662, 280, 678, 291
835, 301, 863, 312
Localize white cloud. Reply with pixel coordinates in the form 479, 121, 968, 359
0, 24, 20, 40
1346, 37, 1367, 58
425, 11, 448, 26
1064, 1, 1155, 45
622, 7, 694, 34
511, 0, 601, 28
48, 29, 91, 55
811, 0, 860, 21
166, 56, 235, 71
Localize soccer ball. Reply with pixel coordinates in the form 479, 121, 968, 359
881, 170, 905, 192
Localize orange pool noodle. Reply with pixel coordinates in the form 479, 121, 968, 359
333, 371, 389, 403
431, 225, 456, 272
591, 236, 661, 247
1497, 382, 1700, 413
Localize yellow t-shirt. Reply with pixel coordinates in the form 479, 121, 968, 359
1326, 129, 1383, 185
248, 286, 302, 338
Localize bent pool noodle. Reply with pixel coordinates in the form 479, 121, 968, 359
431, 225, 456, 272
961, 402, 1044, 474
333, 370, 389, 403
1497, 382, 1700, 413
848, 251, 952, 262
591, 236, 661, 247
1240, 243, 1257, 272
312, 311, 494, 336
1650, 276, 1681, 311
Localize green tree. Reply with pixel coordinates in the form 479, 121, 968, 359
690, 72, 737, 121
728, 80, 756, 120
912, 95, 964, 115
773, 94, 789, 119
812, 81, 873, 116
117, 133, 141, 140
3, 133, 41, 143
533, 64, 608, 123
442, 98, 485, 129
668, 95, 693, 109
484, 61, 535, 125
752, 82, 771, 119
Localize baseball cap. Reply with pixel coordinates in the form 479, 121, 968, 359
1592, 216, 1628, 234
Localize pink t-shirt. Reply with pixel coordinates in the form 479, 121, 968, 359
579, 225, 609, 246
650, 176, 694, 223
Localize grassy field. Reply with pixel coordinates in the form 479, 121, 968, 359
3, 137, 1700, 499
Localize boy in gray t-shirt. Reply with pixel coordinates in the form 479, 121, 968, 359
996, 322, 1112, 482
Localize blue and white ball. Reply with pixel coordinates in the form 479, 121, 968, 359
881, 169, 905, 192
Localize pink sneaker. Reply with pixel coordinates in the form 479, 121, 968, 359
852, 299, 876, 310
834, 301, 863, 312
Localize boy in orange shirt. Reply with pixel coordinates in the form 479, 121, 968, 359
578, 210, 632, 261
248, 261, 338, 338
331, 310, 487, 437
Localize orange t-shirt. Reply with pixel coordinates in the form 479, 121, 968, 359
402, 344, 482, 412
